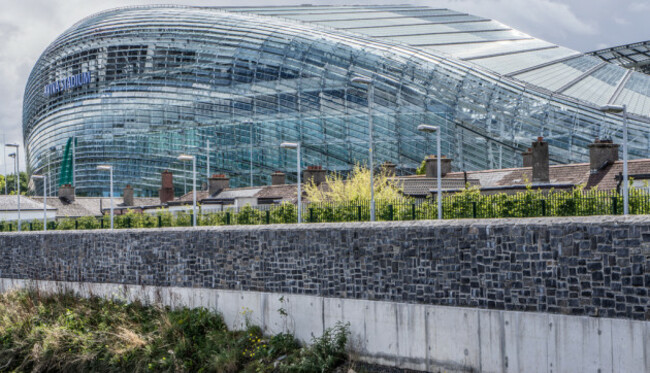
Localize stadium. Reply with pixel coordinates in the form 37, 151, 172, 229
23, 5, 650, 196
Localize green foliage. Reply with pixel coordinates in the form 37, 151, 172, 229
304, 164, 407, 204
236, 204, 263, 225
270, 202, 297, 224
0, 290, 350, 373
415, 159, 427, 175
3, 172, 28, 195
280, 322, 350, 373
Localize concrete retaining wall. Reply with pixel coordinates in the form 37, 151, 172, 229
1, 278, 647, 373
2, 217, 650, 371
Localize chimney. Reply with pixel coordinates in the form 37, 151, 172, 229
381, 161, 397, 176
123, 184, 134, 206
522, 148, 532, 167
159, 170, 175, 204
424, 156, 452, 178
303, 165, 326, 186
271, 171, 286, 185
209, 174, 229, 195
58, 184, 75, 202
532, 137, 549, 183
588, 139, 619, 173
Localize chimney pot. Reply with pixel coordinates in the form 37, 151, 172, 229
532, 138, 549, 182
424, 156, 452, 178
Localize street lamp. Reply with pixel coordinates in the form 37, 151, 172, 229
2, 135, 7, 195
31, 174, 47, 231
351, 76, 376, 221
178, 154, 197, 227
97, 165, 114, 229
280, 142, 301, 223
600, 104, 628, 215
6, 144, 20, 230
418, 124, 442, 220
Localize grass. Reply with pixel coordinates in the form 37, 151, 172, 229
0, 289, 349, 373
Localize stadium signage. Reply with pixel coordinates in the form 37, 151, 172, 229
44, 71, 92, 97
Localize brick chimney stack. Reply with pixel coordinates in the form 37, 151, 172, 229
424, 156, 452, 178
159, 170, 175, 204
209, 174, 230, 195
532, 137, 549, 183
123, 184, 134, 206
303, 165, 326, 185
271, 171, 286, 185
588, 139, 619, 173
58, 184, 75, 202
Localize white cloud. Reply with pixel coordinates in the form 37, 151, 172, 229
629, 2, 650, 11
614, 17, 628, 25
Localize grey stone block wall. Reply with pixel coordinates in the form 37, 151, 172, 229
1, 216, 649, 320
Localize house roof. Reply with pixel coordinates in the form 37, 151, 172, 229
391, 177, 480, 196
431, 159, 650, 192
0, 196, 56, 211
31, 197, 160, 218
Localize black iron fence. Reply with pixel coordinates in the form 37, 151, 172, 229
1, 190, 648, 232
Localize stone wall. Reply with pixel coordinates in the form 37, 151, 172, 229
1, 216, 649, 320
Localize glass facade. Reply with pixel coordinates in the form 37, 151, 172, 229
23, 5, 650, 196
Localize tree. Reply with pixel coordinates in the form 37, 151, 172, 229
4, 172, 28, 195
304, 164, 407, 203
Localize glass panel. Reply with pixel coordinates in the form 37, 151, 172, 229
564, 64, 627, 105
517, 56, 601, 91
387, 30, 531, 46
470, 47, 577, 75
613, 72, 650, 117
316, 15, 487, 28
430, 39, 552, 59
284, 10, 461, 21
227, 6, 431, 14
353, 21, 508, 37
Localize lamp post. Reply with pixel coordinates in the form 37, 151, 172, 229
97, 165, 114, 229
418, 124, 442, 220
31, 174, 47, 231
280, 142, 301, 223
351, 76, 376, 221
178, 154, 197, 227
6, 144, 20, 230
600, 104, 628, 215
2, 134, 7, 195
206, 140, 211, 182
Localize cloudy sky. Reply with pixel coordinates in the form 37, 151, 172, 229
1, 0, 648, 171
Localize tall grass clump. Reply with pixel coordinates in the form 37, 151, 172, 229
0, 290, 350, 373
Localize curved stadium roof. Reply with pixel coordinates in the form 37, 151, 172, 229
230, 5, 650, 118
22, 5, 650, 195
